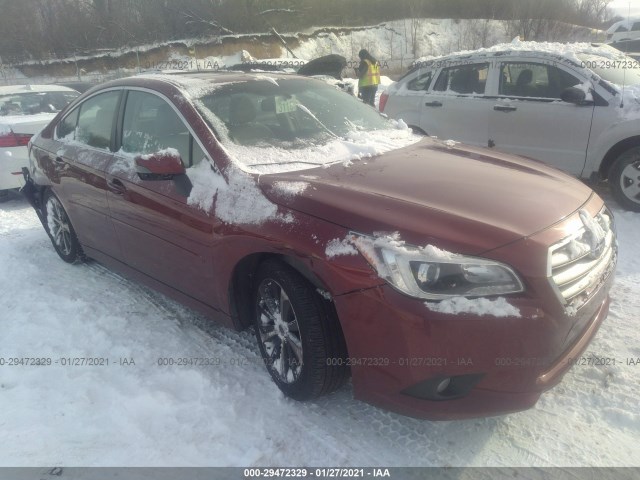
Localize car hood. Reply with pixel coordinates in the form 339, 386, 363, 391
258, 138, 595, 255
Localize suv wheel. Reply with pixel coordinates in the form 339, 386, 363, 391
253, 259, 349, 400
44, 190, 84, 263
611, 147, 640, 212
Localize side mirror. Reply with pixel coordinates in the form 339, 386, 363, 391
561, 86, 588, 105
134, 149, 186, 180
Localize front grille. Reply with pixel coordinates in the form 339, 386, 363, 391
548, 207, 617, 313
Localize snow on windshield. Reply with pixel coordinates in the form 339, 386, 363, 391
171, 76, 421, 174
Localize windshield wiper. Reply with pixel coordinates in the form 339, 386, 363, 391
247, 160, 327, 167
295, 103, 339, 138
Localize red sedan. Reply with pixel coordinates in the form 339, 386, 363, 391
23, 72, 616, 419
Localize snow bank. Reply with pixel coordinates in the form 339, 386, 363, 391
425, 296, 521, 318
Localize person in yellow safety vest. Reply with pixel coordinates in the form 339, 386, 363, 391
355, 49, 381, 107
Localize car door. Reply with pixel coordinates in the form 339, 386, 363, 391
384, 68, 435, 128
420, 62, 494, 147
53, 89, 123, 259
105, 89, 220, 305
488, 60, 595, 175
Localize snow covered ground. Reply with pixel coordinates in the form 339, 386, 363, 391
0, 188, 639, 467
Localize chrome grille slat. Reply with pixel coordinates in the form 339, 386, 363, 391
548, 208, 617, 312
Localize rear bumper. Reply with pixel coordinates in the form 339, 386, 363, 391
0, 147, 28, 190
333, 274, 612, 420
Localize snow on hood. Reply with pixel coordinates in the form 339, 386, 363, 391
259, 137, 595, 254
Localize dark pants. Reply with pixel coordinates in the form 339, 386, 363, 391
359, 85, 378, 107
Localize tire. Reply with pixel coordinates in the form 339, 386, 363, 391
610, 146, 640, 212
43, 190, 84, 263
253, 259, 349, 400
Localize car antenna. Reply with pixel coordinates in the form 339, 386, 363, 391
621, 2, 631, 108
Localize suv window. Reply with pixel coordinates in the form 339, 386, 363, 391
407, 71, 433, 91
433, 63, 489, 95
499, 62, 581, 99
76, 91, 121, 149
122, 91, 204, 167
632, 22, 640, 31
616, 25, 629, 33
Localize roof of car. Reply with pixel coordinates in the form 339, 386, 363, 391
95, 71, 315, 95
0, 84, 79, 95
411, 41, 624, 70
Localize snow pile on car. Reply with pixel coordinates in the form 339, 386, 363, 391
225, 122, 419, 174
325, 238, 358, 259
425, 296, 521, 317
186, 161, 292, 225
412, 41, 623, 79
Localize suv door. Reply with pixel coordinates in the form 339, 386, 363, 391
53, 89, 123, 259
105, 89, 220, 306
488, 60, 595, 175
420, 62, 493, 147
385, 68, 435, 129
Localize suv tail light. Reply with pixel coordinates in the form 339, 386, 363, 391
0, 131, 32, 148
379, 91, 389, 113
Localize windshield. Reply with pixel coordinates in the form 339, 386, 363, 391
578, 53, 640, 86
0, 90, 79, 116
192, 78, 417, 173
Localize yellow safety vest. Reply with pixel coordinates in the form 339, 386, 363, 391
359, 59, 381, 87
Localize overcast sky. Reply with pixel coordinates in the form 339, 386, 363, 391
610, 0, 640, 18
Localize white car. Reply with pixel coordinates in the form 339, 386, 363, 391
380, 42, 640, 211
0, 84, 79, 197
606, 19, 640, 43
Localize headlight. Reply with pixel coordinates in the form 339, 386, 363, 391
351, 233, 524, 300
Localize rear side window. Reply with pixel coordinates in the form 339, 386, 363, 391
406, 71, 433, 91
76, 91, 121, 150
122, 90, 204, 168
499, 62, 581, 99
433, 63, 489, 95
56, 108, 79, 140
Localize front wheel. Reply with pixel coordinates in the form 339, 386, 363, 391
610, 147, 640, 212
44, 190, 84, 263
253, 259, 349, 401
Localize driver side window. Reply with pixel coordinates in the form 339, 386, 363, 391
122, 91, 206, 167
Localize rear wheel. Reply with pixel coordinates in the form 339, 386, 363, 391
253, 259, 349, 400
43, 190, 84, 263
610, 147, 640, 212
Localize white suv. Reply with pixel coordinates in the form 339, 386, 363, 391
380, 42, 640, 211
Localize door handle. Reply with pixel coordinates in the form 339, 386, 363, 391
425, 101, 443, 107
494, 105, 517, 112
107, 178, 126, 195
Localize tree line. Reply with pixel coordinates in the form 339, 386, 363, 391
0, 0, 614, 63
